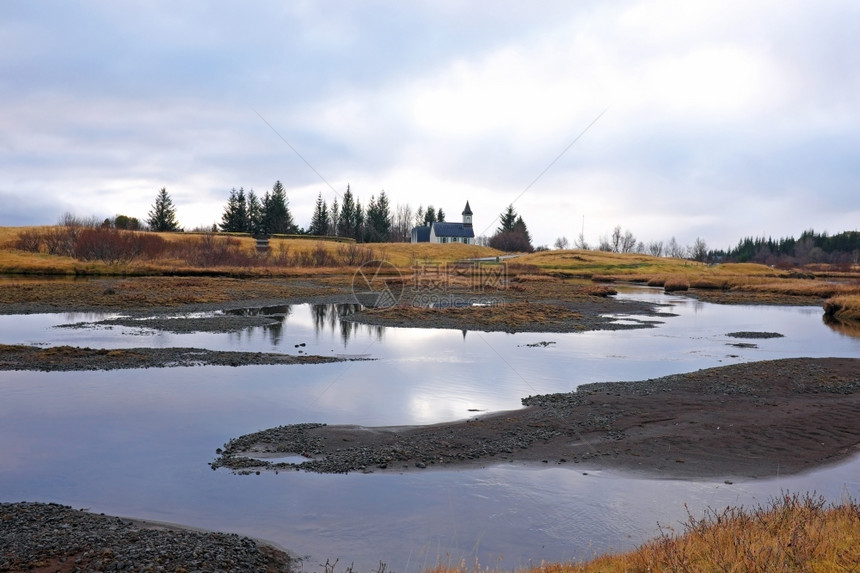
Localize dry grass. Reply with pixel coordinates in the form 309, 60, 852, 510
0, 226, 500, 275
515, 249, 860, 308
367, 302, 582, 329
0, 276, 344, 308
824, 294, 860, 321
663, 275, 690, 292
430, 493, 860, 573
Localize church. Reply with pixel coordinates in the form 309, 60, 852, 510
410, 201, 475, 244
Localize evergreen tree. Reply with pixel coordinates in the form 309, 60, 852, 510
246, 190, 263, 236
437, 208, 445, 222
353, 197, 365, 241
375, 191, 392, 240
497, 204, 517, 233
489, 206, 533, 252
309, 192, 329, 236
329, 198, 339, 236
513, 215, 532, 247
220, 187, 248, 233
365, 191, 392, 242
147, 187, 180, 232
261, 180, 297, 235
337, 185, 356, 238
423, 205, 436, 226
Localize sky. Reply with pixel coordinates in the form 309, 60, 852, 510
1, 0, 858, 251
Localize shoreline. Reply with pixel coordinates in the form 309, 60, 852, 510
0, 502, 294, 572
213, 357, 860, 480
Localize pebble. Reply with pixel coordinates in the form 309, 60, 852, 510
0, 502, 292, 572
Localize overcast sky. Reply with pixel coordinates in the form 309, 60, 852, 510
2, 1, 858, 250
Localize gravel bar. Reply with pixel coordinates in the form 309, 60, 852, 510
0, 502, 293, 572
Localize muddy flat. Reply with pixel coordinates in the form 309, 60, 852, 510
0, 344, 367, 371
213, 358, 860, 480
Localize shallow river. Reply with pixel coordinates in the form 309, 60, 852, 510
1, 288, 859, 569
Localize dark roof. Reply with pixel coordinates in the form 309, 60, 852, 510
462, 200, 472, 216
412, 225, 431, 242
432, 222, 475, 238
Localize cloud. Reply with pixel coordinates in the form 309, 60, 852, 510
0, 0, 857, 248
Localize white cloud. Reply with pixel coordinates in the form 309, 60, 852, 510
0, 0, 857, 249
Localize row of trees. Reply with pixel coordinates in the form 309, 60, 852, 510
713, 230, 860, 266
221, 184, 458, 243
554, 225, 709, 262
219, 181, 297, 236
105, 186, 860, 266
306, 186, 392, 242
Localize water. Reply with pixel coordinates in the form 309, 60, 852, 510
1, 288, 859, 569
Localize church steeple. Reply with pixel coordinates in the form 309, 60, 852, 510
462, 201, 473, 227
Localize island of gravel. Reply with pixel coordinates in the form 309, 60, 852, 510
0, 502, 293, 572
213, 357, 860, 480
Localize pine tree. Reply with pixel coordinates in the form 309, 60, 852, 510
147, 187, 180, 232
497, 204, 517, 233
490, 206, 533, 252
220, 187, 248, 233
246, 190, 262, 236
365, 191, 392, 242
337, 185, 356, 238
423, 206, 436, 226
329, 198, 339, 236
374, 191, 391, 240
309, 192, 329, 236
436, 208, 445, 222
261, 180, 297, 235
353, 197, 364, 241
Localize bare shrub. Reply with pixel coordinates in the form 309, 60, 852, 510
43, 226, 81, 256
270, 244, 294, 266
14, 229, 44, 253
169, 234, 257, 267
337, 243, 376, 266
73, 228, 163, 264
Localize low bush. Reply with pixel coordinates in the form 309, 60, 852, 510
823, 294, 860, 321
74, 228, 167, 264
13, 229, 44, 253
168, 233, 258, 267
337, 243, 376, 266
663, 276, 690, 292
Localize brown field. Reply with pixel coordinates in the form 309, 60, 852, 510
517, 248, 860, 315
2, 226, 860, 326
0, 226, 501, 275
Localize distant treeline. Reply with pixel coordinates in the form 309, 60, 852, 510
712, 230, 860, 266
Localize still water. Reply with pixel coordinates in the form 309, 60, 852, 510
1, 288, 859, 569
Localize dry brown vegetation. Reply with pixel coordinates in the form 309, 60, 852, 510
824, 295, 860, 322
429, 493, 860, 573
0, 226, 500, 276
2, 227, 859, 327
515, 249, 860, 315
366, 301, 583, 329
0, 276, 345, 309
